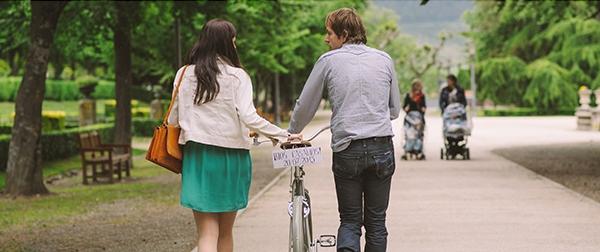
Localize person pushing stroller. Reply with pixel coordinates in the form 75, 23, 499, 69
439, 74, 471, 160
401, 79, 426, 160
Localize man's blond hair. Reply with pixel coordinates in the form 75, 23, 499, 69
326, 8, 367, 44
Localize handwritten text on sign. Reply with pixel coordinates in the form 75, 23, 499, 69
272, 147, 322, 169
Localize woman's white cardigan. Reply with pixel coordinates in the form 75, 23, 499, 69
168, 63, 289, 150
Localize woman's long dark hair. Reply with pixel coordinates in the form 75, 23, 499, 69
186, 19, 242, 104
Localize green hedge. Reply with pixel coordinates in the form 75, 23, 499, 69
132, 118, 162, 137
0, 134, 9, 172
0, 77, 19, 101
0, 77, 158, 102
0, 77, 117, 102
104, 99, 142, 118
482, 107, 576, 116
0, 125, 12, 135
0, 123, 115, 172
4, 111, 67, 132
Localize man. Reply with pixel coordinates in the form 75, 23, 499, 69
288, 8, 401, 252
439, 74, 467, 112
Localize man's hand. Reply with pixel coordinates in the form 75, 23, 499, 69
287, 133, 303, 142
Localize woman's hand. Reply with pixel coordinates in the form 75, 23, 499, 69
287, 133, 303, 142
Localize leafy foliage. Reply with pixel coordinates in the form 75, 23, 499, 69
477, 56, 527, 106
465, 0, 600, 112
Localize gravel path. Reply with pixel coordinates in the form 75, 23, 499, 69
0, 145, 281, 252
1, 113, 331, 252
494, 141, 600, 203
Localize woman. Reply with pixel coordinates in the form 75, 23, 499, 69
168, 19, 297, 252
439, 74, 466, 113
403, 79, 427, 116
401, 79, 427, 160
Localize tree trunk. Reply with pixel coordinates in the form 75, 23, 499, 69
7, 50, 19, 76
175, 15, 182, 67
274, 72, 281, 125
5, 1, 67, 196
113, 2, 137, 147
53, 63, 64, 80
70, 61, 76, 80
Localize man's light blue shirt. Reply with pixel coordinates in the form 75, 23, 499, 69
288, 43, 401, 152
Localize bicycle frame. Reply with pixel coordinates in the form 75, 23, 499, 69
252, 125, 335, 252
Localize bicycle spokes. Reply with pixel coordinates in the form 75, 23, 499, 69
287, 197, 311, 218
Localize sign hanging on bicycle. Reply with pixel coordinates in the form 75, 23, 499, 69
272, 146, 323, 169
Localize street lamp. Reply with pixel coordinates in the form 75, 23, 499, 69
468, 41, 477, 117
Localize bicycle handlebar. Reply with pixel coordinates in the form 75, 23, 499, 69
305, 125, 330, 142
252, 125, 330, 146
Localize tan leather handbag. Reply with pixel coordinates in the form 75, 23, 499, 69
145, 65, 189, 173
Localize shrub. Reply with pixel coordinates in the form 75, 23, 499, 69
76, 75, 99, 99
0, 125, 12, 135
482, 107, 576, 116
0, 123, 115, 172
45, 79, 81, 101
41, 111, 66, 131
9, 110, 66, 132
0, 77, 21, 102
0, 59, 10, 77
75, 75, 99, 88
132, 107, 150, 118
92, 80, 115, 99
104, 99, 141, 118
0, 134, 9, 172
0, 77, 116, 102
132, 118, 162, 137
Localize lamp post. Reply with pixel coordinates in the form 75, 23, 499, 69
469, 42, 477, 116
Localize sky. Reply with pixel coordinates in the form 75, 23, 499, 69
372, 0, 475, 66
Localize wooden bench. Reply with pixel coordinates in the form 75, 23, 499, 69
77, 131, 132, 184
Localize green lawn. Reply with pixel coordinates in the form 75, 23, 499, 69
0, 149, 176, 232
0, 100, 150, 123
0, 148, 146, 191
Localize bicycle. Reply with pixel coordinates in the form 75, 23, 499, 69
252, 125, 336, 252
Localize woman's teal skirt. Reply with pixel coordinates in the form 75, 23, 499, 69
180, 141, 252, 213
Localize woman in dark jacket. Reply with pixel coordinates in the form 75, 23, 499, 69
439, 74, 466, 112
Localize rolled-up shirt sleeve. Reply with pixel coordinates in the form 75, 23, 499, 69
389, 61, 401, 120
288, 57, 328, 134
235, 70, 289, 138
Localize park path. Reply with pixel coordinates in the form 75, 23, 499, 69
233, 114, 600, 252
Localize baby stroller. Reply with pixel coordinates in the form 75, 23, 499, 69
402, 111, 425, 160
441, 103, 471, 160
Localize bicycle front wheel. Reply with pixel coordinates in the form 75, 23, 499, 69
291, 195, 305, 252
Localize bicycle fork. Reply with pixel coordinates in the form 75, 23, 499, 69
288, 166, 336, 252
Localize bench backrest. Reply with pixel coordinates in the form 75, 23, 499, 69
78, 131, 102, 148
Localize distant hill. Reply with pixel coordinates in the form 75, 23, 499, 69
372, 0, 474, 65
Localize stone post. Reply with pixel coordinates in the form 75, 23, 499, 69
150, 99, 164, 120
592, 88, 600, 131
576, 88, 592, 130
79, 98, 96, 126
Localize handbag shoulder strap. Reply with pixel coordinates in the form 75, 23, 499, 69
163, 65, 189, 125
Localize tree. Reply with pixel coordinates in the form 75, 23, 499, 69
50, 2, 113, 80
0, 1, 31, 76
5, 1, 68, 196
464, 0, 600, 111
363, 4, 444, 94
113, 1, 139, 147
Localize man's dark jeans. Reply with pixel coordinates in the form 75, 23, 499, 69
332, 136, 395, 252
